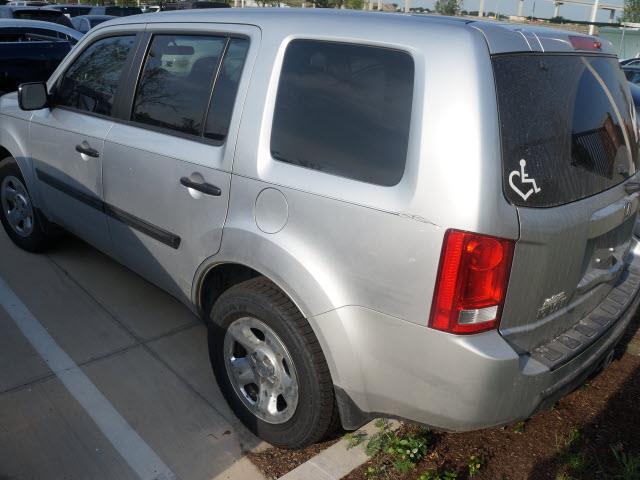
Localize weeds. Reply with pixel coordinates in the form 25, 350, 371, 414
468, 454, 485, 477
364, 419, 430, 474
513, 421, 526, 434
344, 431, 367, 449
419, 470, 458, 480
566, 427, 582, 447
357, 419, 434, 478
611, 445, 640, 480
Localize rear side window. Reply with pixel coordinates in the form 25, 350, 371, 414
56, 35, 135, 116
271, 40, 414, 186
132, 34, 249, 141
494, 54, 639, 208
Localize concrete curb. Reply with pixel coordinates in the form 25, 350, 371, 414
278, 420, 399, 480
213, 457, 268, 480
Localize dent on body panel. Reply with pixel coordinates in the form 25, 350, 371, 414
219, 175, 443, 325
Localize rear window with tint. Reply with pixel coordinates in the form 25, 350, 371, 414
271, 40, 414, 186
494, 54, 639, 208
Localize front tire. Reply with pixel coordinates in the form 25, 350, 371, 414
208, 277, 338, 448
0, 157, 53, 252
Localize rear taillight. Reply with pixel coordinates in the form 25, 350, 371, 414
429, 229, 515, 335
569, 35, 602, 51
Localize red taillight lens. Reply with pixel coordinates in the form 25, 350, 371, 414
429, 229, 515, 334
569, 35, 602, 51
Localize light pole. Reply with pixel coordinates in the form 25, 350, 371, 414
530, 0, 536, 20
588, 0, 600, 35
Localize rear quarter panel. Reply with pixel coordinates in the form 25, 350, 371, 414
217, 17, 519, 324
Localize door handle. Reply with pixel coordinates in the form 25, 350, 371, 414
75, 142, 100, 158
180, 177, 221, 196
625, 181, 640, 194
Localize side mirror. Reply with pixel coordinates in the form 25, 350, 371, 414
18, 82, 49, 111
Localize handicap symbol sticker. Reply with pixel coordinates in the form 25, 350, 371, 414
509, 159, 541, 201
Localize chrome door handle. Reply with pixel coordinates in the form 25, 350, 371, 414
75, 141, 100, 158
180, 177, 221, 196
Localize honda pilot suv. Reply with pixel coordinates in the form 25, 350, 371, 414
0, 10, 639, 449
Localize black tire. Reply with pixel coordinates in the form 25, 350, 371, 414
0, 157, 54, 252
208, 276, 338, 449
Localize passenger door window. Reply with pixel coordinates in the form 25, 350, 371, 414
131, 34, 249, 142
270, 39, 414, 186
55, 35, 136, 116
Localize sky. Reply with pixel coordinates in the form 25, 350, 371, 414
394, 0, 625, 22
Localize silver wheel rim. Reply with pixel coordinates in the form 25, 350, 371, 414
1, 175, 34, 238
223, 317, 299, 424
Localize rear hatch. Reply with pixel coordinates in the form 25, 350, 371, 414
494, 52, 640, 359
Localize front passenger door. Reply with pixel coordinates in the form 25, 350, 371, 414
30, 34, 138, 254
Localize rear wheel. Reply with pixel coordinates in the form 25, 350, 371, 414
0, 157, 55, 252
208, 277, 338, 448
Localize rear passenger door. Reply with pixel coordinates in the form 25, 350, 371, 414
102, 25, 258, 302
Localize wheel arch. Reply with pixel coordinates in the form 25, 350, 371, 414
193, 228, 349, 397
0, 127, 37, 206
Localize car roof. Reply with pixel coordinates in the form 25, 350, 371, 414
96, 8, 616, 55
0, 17, 82, 38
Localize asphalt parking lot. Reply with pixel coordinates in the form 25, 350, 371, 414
0, 228, 267, 480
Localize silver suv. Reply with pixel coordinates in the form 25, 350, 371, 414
1, 10, 639, 449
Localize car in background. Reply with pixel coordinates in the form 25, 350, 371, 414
45, 4, 92, 17
161, 1, 229, 9
0, 6, 73, 27
0, 17, 81, 42
629, 81, 640, 110
623, 64, 640, 85
0, 19, 80, 95
71, 14, 113, 33
6, 1, 49, 5
87, 5, 142, 16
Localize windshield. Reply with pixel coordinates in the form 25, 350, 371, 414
494, 54, 639, 208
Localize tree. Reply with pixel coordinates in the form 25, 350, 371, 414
434, 0, 462, 15
624, 0, 640, 22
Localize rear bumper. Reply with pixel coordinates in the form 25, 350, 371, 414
313, 254, 640, 431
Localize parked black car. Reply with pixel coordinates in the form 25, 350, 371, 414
161, 1, 229, 9
45, 4, 92, 17
87, 5, 142, 16
0, 20, 77, 95
0, 6, 73, 27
